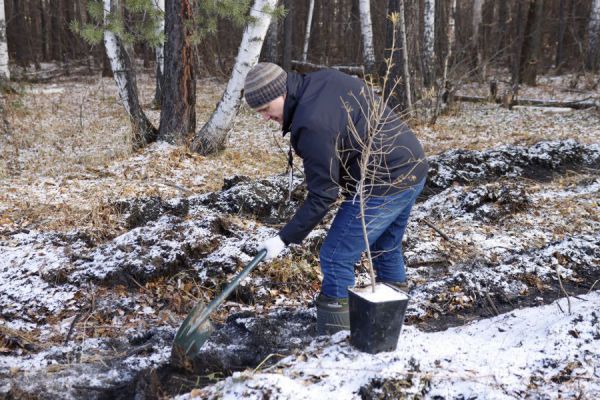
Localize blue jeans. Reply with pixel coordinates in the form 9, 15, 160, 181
319, 179, 425, 298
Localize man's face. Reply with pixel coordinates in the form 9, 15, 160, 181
256, 95, 285, 125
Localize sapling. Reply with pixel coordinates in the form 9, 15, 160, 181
336, 13, 425, 293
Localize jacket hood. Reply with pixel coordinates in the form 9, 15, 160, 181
282, 72, 304, 135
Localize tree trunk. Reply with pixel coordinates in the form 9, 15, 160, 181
471, 0, 484, 77
159, 0, 195, 142
152, 0, 165, 108
511, 0, 527, 86
191, 0, 277, 155
102, 44, 113, 77
384, 0, 408, 113
398, 0, 412, 114
40, 0, 49, 61
103, 0, 157, 149
431, 0, 456, 125
495, 0, 509, 62
63, 0, 75, 60
301, 0, 314, 62
586, 0, 600, 71
422, 0, 435, 88
358, 0, 376, 74
51, 0, 64, 62
555, 0, 567, 70
0, 0, 9, 79
30, 0, 42, 69
10, 0, 31, 68
283, 0, 293, 70
264, 16, 279, 63
520, 0, 544, 85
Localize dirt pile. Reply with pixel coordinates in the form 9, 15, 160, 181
426, 139, 600, 193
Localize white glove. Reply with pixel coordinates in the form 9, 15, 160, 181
258, 235, 286, 260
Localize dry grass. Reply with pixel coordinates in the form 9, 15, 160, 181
0, 72, 598, 240
0, 74, 287, 239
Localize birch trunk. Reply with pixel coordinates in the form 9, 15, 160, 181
398, 0, 412, 113
431, 0, 456, 124
586, 0, 600, 70
103, 0, 157, 149
191, 0, 277, 155
301, 0, 314, 62
153, 0, 165, 107
0, 0, 9, 80
358, 0, 376, 74
422, 0, 435, 88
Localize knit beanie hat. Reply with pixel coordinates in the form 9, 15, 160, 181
244, 62, 287, 109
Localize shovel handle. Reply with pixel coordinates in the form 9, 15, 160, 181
184, 249, 267, 334
207, 249, 267, 312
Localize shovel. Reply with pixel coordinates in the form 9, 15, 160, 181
171, 249, 267, 369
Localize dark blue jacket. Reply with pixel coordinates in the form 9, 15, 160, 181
278, 69, 428, 245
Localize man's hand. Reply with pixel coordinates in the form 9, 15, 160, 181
258, 235, 286, 260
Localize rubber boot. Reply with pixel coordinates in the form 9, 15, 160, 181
316, 293, 350, 335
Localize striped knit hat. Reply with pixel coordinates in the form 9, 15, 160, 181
244, 63, 287, 109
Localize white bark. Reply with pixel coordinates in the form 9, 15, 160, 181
193, 0, 277, 154
153, 0, 165, 106
103, 0, 156, 147
359, 0, 376, 72
301, 0, 315, 62
587, 0, 600, 68
155, 0, 165, 75
422, 0, 435, 87
0, 0, 9, 80
432, 0, 456, 124
104, 0, 133, 116
448, 0, 457, 59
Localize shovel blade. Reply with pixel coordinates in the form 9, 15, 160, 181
171, 312, 215, 369
170, 250, 266, 369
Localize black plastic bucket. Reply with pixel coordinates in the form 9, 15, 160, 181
348, 283, 410, 354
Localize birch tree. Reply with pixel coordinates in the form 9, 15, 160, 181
191, 0, 278, 155
301, 0, 314, 62
359, 0, 376, 74
587, 0, 600, 70
422, 0, 435, 88
398, 0, 412, 114
431, 0, 456, 124
152, 0, 165, 107
0, 0, 9, 80
103, 0, 157, 148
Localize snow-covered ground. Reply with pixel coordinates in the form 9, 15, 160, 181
1, 73, 599, 399
192, 292, 600, 399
